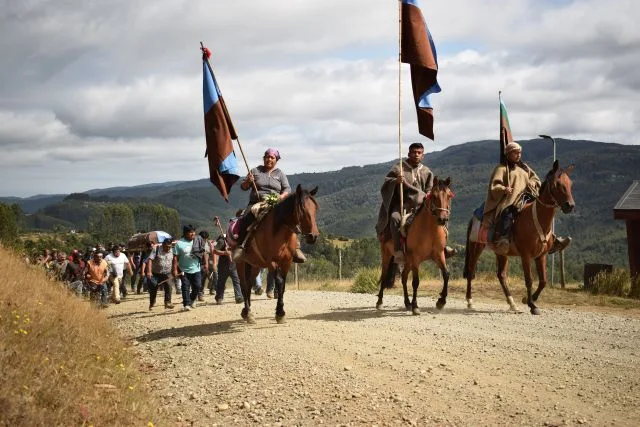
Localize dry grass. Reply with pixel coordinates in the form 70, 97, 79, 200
0, 246, 163, 426
295, 271, 640, 316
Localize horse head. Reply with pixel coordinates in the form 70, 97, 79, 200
541, 160, 575, 214
295, 184, 320, 244
427, 177, 454, 226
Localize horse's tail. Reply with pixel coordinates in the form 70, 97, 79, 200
463, 218, 473, 280
381, 257, 397, 289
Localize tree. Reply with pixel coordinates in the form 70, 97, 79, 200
87, 204, 136, 243
0, 203, 20, 245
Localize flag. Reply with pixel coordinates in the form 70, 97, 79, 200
401, 0, 441, 140
499, 95, 513, 165
202, 51, 240, 202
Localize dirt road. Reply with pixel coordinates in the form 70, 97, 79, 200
110, 290, 640, 426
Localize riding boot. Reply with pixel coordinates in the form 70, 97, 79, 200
292, 237, 306, 263
444, 246, 458, 258
235, 212, 256, 247
548, 235, 572, 254
493, 210, 514, 255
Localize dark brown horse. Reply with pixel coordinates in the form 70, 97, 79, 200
376, 177, 454, 314
236, 184, 319, 324
463, 160, 575, 315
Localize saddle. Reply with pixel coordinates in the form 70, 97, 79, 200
226, 201, 274, 249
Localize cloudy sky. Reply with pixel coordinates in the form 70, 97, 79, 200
1, 0, 638, 197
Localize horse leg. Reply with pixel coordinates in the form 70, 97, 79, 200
274, 267, 288, 323
435, 254, 449, 310
240, 263, 256, 324
532, 256, 547, 303
464, 242, 484, 310
496, 255, 518, 312
522, 256, 540, 315
410, 266, 420, 315
402, 267, 411, 310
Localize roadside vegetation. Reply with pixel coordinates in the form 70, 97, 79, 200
0, 246, 164, 426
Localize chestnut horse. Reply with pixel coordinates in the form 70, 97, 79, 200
376, 177, 454, 314
236, 184, 319, 324
463, 160, 575, 315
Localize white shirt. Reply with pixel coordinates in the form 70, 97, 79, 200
105, 253, 129, 279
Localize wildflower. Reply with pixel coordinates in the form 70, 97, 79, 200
148, 422, 155, 427
128, 385, 134, 390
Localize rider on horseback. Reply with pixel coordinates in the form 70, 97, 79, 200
376, 142, 457, 264
482, 141, 571, 255
233, 148, 306, 263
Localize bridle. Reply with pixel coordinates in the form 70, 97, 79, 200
425, 188, 452, 222
535, 174, 561, 209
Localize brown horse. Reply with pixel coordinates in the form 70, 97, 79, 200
376, 177, 454, 314
463, 160, 575, 315
236, 184, 320, 324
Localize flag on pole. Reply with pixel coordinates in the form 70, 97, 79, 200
202, 49, 240, 202
499, 95, 513, 165
401, 0, 441, 140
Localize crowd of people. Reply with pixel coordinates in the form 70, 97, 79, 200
29, 228, 277, 311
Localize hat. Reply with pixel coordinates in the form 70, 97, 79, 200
264, 148, 281, 161
504, 141, 522, 155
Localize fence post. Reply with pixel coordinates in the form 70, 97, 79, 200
339, 249, 342, 282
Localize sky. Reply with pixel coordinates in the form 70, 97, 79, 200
1, 0, 638, 197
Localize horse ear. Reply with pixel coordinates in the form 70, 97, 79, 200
552, 159, 559, 172
444, 177, 451, 187
433, 176, 439, 187
564, 164, 575, 176
309, 186, 318, 196
296, 184, 302, 195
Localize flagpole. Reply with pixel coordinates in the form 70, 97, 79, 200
200, 42, 259, 196
499, 90, 511, 189
398, 0, 404, 215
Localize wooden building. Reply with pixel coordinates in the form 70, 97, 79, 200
614, 181, 640, 279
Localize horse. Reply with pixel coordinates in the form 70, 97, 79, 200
235, 184, 320, 324
376, 177, 454, 315
463, 160, 575, 315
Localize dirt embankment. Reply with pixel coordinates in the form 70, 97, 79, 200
110, 291, 640, 426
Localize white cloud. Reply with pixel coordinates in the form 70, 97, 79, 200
0, 0, 638, 196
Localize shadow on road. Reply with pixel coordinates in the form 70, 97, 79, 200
136, 319, 245, 342
296, 304, 501, 322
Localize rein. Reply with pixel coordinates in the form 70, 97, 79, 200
531, 178, 557, 245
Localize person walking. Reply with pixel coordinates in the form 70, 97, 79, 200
146, 239, 175, 311
172, 225, 203, 311
85, 251, 109, 308
105, 245, 133, 304
213, 233, 243, 304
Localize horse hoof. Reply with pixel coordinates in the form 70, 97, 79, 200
436, 299, 446, 310
405, 305, 412, 312
531, 307, 541, 315
376, 302, 383, 310
412, 307, 421, 315
241, 308, 249, 319
509, 305, 520, 313
276, 315, 286, 324
246, 313, 256, 324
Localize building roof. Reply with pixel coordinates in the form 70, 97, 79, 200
614, 181, 640, 220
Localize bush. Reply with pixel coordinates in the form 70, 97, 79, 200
630, 275, 640, 299
590, 268, 630, 297
351, 267, 381, 294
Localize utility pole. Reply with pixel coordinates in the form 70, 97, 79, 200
339, 249, 342, 281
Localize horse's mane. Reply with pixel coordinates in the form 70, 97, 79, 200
271, 189, 317, 233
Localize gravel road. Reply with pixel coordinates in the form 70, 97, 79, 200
109, 290, 640, 426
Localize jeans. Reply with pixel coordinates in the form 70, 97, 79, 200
254, 268, 276, 293
181, 271, 202, 307
215, 256, 242, 301
149, 273, 173, 306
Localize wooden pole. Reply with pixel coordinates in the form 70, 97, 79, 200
200, 42, 258, 195
339, 249, 342, 281
398, 0, 405, 216
559, 249, 566, 288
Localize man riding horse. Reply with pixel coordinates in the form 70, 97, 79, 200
483, 141, 571, 255
376, 142, 456, 263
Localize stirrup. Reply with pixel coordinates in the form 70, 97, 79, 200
293, 248, 306, 263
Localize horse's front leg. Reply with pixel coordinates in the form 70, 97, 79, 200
376, 254, 395, 310
532, 255, 547, 302
401, 267, 411, 310
521, 255, 540, 315
496, 255, 518, 312
240, 263, 256, 324
410, 267, 420, 315
274, 267, 287, 323
465, 241, 485, 310
433, 250, 449, 310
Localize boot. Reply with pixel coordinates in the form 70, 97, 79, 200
548, 235, 571, 254
293, 248, 306, 263
493, 238, 510, 256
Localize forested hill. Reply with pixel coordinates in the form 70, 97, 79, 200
3, 138, 638, 275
